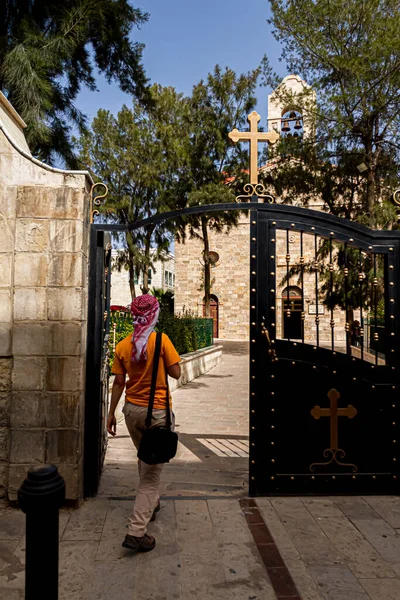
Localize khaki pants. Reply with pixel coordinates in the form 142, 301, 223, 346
123, 402, 174, 537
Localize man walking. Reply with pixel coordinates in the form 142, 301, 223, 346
107, 294, 181, 552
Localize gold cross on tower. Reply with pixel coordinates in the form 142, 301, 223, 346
311, 389, 357, 451
228, 111, 279, 185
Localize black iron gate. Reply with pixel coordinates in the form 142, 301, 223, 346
250, 206, 400, 495
84, 202, 400, 497
84, 229, 111, 497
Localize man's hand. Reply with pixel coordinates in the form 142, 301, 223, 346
107, 413, 117, 436
107, 373, 126, 437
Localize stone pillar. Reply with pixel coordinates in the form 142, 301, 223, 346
0, 183, 13, 496
0, 94, 91, 501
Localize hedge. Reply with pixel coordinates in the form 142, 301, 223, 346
108, 308, 213, 366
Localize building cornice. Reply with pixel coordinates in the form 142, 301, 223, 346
0, 122, 94, 185
0, 91, 27, 129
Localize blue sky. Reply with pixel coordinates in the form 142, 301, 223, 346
76, 0, 285, 130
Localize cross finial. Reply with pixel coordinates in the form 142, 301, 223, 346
228, 111, 279, 185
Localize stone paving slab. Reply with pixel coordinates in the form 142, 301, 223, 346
1, 342, 400, 599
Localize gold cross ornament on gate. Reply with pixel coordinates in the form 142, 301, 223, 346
228, 112, 279, 185
311, 389, 357, 451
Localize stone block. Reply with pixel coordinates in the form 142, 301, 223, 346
0, 185, 17, 219
13, 322, 82, 357
44, 393, 80, 428
12, 356, 45, 391
48, 253, 83, 287
0, 254, 12, 287
0, 289, 11, 323
0, 323, 11, 355
14, 288, 46, 321
0, 358, 12, 391
17, 186, 84, 220
11, 392, 46, 427
14, 253, 48, 287
7, 464, 29, 500
46, 357, 81, 391
0, 464, 7, 498
10, 429, 45, 464
46, 430, 79, 464
56, 463, 79, 499
47, 287, 83, 321
48, 322, 82, 355
81, 288, 88, 322
0, 428, 9, 461
12, 322, 49, 355
49, 220, 83, 253
15, 218, 49, 252
0, 393, 10, 426
80, 321, 87, 354
0, 215, 15, 253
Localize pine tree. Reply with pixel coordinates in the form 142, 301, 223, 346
177, 65, 260, 316
262, 0, 400, 225
0, 0, 150, 166
78, 84, 187, 298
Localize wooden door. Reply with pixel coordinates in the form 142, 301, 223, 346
203, 296, 219, 338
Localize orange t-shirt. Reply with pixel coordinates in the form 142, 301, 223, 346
111, 332, 181, 409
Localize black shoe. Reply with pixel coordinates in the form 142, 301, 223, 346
122, 533, 156, 552
150, 500, 161, 522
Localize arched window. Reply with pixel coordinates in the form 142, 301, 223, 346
282, 286, 303, 340
281, 109, 303, 138
281, 286, 303, 299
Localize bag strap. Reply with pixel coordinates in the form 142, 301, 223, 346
165, 365, 172, 429
145, 331, 162, 428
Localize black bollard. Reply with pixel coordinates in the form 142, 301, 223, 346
18, 464, 65, 600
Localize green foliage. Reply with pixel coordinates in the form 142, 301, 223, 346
108, 311, 133, 366
80, 66, 261, 307
263, 0, 400, 225
151, 288, 174, 313
0, 0, 150, 166
78, 84, 186, 297
174, 66, 261, 315
156, 309, 213, 355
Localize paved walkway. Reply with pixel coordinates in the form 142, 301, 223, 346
1, 342, 400, 599
100, 340, 249, 500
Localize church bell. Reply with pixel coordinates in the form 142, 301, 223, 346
281, 120, 290, 132
294, 119, 303, 130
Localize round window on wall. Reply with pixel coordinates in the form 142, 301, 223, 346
199, 250, 220, 268
209, 251, 220, 267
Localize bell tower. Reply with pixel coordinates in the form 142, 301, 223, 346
267, 74, 315, 140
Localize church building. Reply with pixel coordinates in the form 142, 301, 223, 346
174, 75, 357, 344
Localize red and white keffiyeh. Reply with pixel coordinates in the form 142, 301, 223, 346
130, 294, 160, 362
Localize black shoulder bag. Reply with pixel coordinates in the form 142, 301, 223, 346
137, 331, 178, 465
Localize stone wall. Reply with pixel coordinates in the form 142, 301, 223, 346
174, 216, 250, 340
275, 230, 356, 347
174, 218, 360, 346
168, 344, 222, 392
0, 117, 91, 501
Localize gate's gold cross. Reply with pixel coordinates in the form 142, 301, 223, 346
311, 389, 357, 451
228, 111, 279, 185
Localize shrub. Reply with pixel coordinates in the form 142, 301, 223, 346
108, 307, 213, 365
